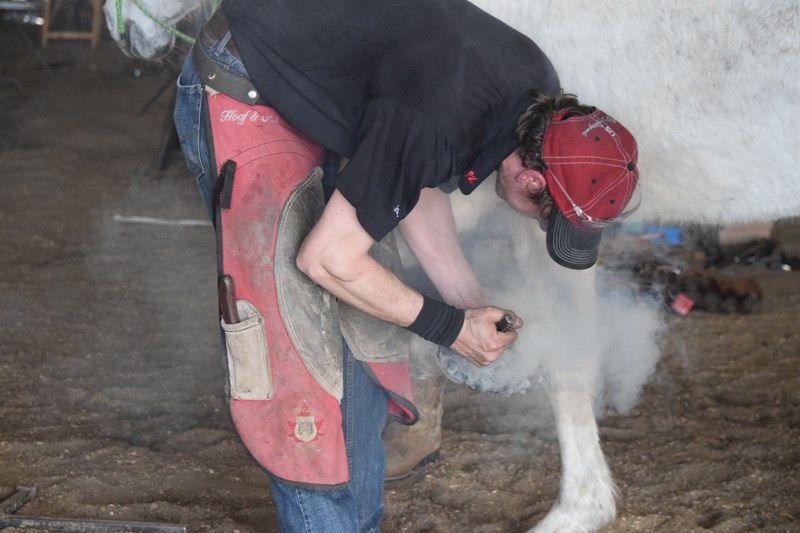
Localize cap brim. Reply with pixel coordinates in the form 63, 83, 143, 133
546, 209, 602, 270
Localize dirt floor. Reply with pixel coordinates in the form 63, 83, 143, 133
1, 26, 799, 533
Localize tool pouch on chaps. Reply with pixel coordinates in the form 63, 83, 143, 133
204, 90, 416, 488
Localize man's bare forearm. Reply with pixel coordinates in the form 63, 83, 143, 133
399, 187, 485, 308
296, 190, 424, 327
297, 189, 517, 366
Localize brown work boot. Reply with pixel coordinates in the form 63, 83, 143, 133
383, 374, 446, 481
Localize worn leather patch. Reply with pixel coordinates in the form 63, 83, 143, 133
275, 168, 344, 400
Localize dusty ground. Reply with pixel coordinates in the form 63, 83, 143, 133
1, 27, 799, 533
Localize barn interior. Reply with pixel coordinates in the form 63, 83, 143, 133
1, 5, 799, 532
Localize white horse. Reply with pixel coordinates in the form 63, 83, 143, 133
104, 1, 800, 532
103, 0, 218, 59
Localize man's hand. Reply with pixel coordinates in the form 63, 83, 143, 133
450, 307, 523, 367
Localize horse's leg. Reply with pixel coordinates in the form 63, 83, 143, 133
508, 236, 616, 533
530, 375, 616, 533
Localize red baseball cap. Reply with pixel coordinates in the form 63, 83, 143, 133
542, 108, 640, 269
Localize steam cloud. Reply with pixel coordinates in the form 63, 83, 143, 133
402, 175, 664, 415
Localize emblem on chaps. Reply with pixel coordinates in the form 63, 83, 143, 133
293, 408, 320, 443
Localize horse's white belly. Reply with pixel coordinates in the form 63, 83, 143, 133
470, 0, 800, 225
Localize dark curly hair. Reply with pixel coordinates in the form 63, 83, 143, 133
514, 92, 596, 171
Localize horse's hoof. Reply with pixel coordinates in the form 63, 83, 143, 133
529, 503, 616, 533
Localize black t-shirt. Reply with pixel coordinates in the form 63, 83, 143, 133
224, 0, 560, 241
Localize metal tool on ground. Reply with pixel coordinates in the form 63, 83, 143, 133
0, 485, 187, 532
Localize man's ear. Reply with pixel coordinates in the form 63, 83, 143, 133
517, 168, 546, 191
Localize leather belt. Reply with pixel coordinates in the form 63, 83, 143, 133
192, 9, 263, 106
201, 8, 240, 58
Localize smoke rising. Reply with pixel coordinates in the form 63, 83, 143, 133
404, 174, 665, 416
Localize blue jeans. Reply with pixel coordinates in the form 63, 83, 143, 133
174, 34, 389, 533
173, 32, 244, 219
270, 344, 389, 533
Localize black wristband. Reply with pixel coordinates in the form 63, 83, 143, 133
405, 295, 465, 347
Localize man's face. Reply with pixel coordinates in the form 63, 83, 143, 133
495, 152, 552, 231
